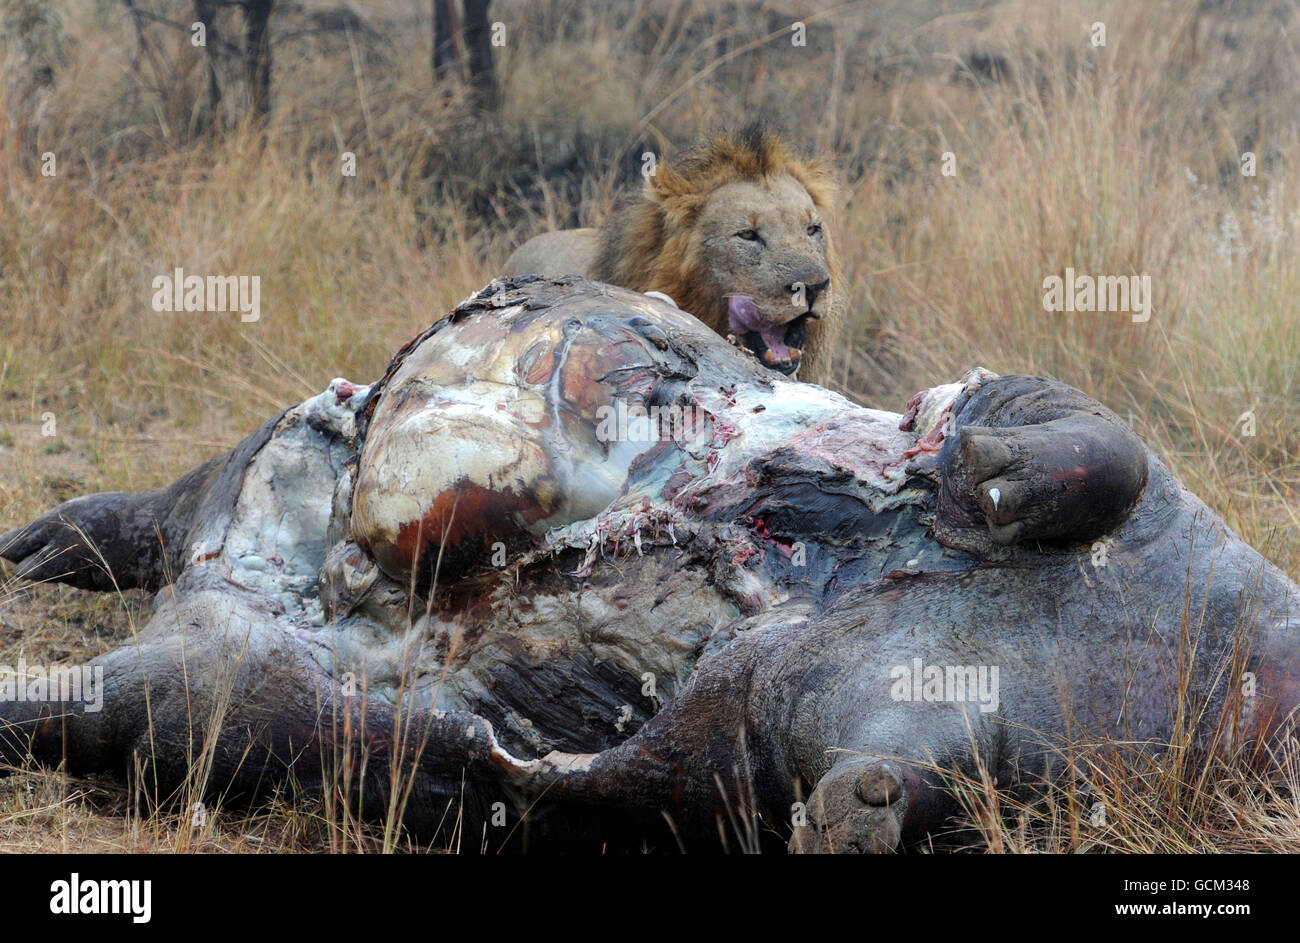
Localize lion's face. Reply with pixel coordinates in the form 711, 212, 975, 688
591, 126, 845, 383
691, 173, 832, 375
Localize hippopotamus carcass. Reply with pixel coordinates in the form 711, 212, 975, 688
2, 275, 1297, 853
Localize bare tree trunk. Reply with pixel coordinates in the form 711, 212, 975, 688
432, 0, 458, 83
193, 0, 223, 117
244, 0, 273, 120
463, 0, 497, 109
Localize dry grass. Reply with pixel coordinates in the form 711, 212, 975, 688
1, 0, 1298, 852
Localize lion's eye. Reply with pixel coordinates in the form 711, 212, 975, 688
736, 229, 760, 241
807, 223, 822, 236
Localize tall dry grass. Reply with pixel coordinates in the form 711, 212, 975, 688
0, 0, 1298, 851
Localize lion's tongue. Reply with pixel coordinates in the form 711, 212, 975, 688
727, 294, 797, 365
727, 294, 764, 334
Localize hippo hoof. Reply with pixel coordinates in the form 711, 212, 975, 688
959, 426, 1029, 545
955, 413, 1148, 549
789, 760, 906, 854
0, 502, 115, 590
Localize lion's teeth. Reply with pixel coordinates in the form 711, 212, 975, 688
763, 348, 799, 365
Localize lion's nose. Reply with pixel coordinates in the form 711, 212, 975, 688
789, 278, 830, 308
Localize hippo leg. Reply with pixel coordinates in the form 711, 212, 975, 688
520, 716, 962, 853
936, 376, 1149, 552
0, 462, 220, 592
495, 621, 974, 852
0, 591, 515, 837
958, 416, 1148, 546
0, 411, 283, 592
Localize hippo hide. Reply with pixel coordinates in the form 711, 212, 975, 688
2, 276, 1298, 853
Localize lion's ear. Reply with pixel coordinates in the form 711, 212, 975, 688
646, 165, 706, 228
794, 157, 839, 212
646, 162, 688, 200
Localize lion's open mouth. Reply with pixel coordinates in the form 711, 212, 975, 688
726, 294, 813, 376
740, 315, 812, 376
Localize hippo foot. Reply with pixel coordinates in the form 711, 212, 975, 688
947, 412, 1148, 550
1, 492, 169, 592
958, 425, 1038, 546
789, 759, 907, 854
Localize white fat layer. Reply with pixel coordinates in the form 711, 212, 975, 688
210, 381, 368, 627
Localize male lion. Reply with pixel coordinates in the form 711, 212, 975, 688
502, 124, 845, 383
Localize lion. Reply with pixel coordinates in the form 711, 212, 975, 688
502, 124, 845, 383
